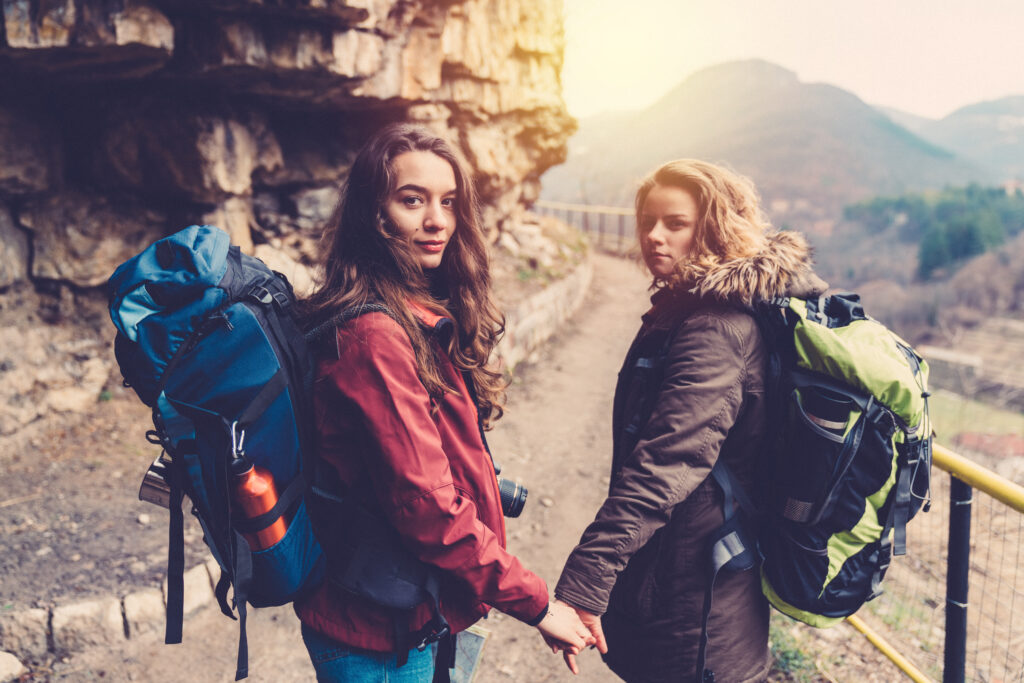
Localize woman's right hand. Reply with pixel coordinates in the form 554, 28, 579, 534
535, 601, 595, 673
552, 600, 607, 674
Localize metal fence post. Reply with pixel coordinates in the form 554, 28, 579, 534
943, 476, 972, 683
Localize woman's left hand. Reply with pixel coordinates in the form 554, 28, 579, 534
540, 600, 607, 674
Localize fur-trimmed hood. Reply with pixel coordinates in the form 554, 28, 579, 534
673, 230, 828, 305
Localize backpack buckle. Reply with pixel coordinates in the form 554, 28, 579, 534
272, 291, 291, 309
413, 623, 449, 651
249, 286, 273, 306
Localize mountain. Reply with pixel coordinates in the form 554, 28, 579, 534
541, 60, 994, 229
876, 106, 931, 135
918, 96, 1024, 182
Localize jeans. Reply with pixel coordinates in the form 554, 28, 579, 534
300, 623, 437, 683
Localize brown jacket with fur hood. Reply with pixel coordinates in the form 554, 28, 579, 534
555, 232, 827, 683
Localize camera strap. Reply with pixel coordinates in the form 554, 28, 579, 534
462, 370, 499, 476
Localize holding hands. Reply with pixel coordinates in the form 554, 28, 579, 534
534, 600, 596, 674
537, 599, 608, 675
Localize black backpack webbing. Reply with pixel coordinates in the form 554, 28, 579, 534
693, 461, 759, 683
392, 572, 456, 683
161, 365, 302, 680
165, 468, 186, 645
309, 477, 455, 680
162, 452, 255, 680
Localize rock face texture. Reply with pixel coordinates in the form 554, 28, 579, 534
0, 0, 578, 437
0, 0, 575, 291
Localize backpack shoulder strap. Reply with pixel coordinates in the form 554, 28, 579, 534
304, 303, 394, 345
695, 460, 759, 683
711, 460, 757, 520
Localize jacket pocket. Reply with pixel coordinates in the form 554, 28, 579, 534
608, 530, 664, 621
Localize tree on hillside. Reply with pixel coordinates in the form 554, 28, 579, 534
847, 185, 1024, 280
918, 227, 951, 279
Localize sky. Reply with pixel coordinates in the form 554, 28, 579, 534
561, 0, 1024, 120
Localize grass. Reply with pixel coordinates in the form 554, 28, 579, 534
866, 593, 931, 636
516, 263, 564, 285
928, 388, 1024, 441
768, 613, 822, 682
516, 268, 537, 282
864, 593, 946, 681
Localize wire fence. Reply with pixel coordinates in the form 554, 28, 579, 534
542, 200, 1024, 683
859, 447, 1024, 683
961, 489, 1024, 682
533, 200, 635, 254
863, 471, 952, 680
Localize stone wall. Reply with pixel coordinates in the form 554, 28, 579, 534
0, 559, 223, 668
0, 0, 575, 292
497, 248, 590, 369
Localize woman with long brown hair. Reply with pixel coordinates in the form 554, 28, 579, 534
295, 123, 592, 682
552, 159, 828, 682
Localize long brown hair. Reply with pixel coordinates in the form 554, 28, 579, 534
302, 123, 506, 426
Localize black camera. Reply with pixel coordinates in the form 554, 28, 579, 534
494, 463, 527, 518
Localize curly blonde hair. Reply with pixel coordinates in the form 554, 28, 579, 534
635, 159, 772, 287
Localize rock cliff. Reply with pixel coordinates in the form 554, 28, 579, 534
0, 0, 575, 291
0, 0, 577, 434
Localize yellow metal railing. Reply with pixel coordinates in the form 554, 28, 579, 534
847, 614, 935, 683
850, 442, 1024, 683
932, 443, 1024, 513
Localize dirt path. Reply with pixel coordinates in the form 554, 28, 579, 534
4, 252, 900, 682
472, 253, 651, 683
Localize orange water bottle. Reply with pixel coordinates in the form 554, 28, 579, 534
230, 426, 287, 550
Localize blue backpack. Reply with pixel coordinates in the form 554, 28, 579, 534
108, 225, 324, 680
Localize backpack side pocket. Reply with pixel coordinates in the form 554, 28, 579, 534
249, 499, 324, 606
771, 383, 865, 525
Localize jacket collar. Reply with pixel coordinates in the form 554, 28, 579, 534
641, 288, 700, 330
660, 230, 829, 306
408, 299, 455, 345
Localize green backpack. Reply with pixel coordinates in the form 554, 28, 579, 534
711, 292, 933, 627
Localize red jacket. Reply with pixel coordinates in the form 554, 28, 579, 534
295, 307, 548, 651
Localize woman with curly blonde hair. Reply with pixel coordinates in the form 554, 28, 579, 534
551, 159, 828, 682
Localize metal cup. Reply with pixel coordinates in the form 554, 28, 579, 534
138, 454, 172, 509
